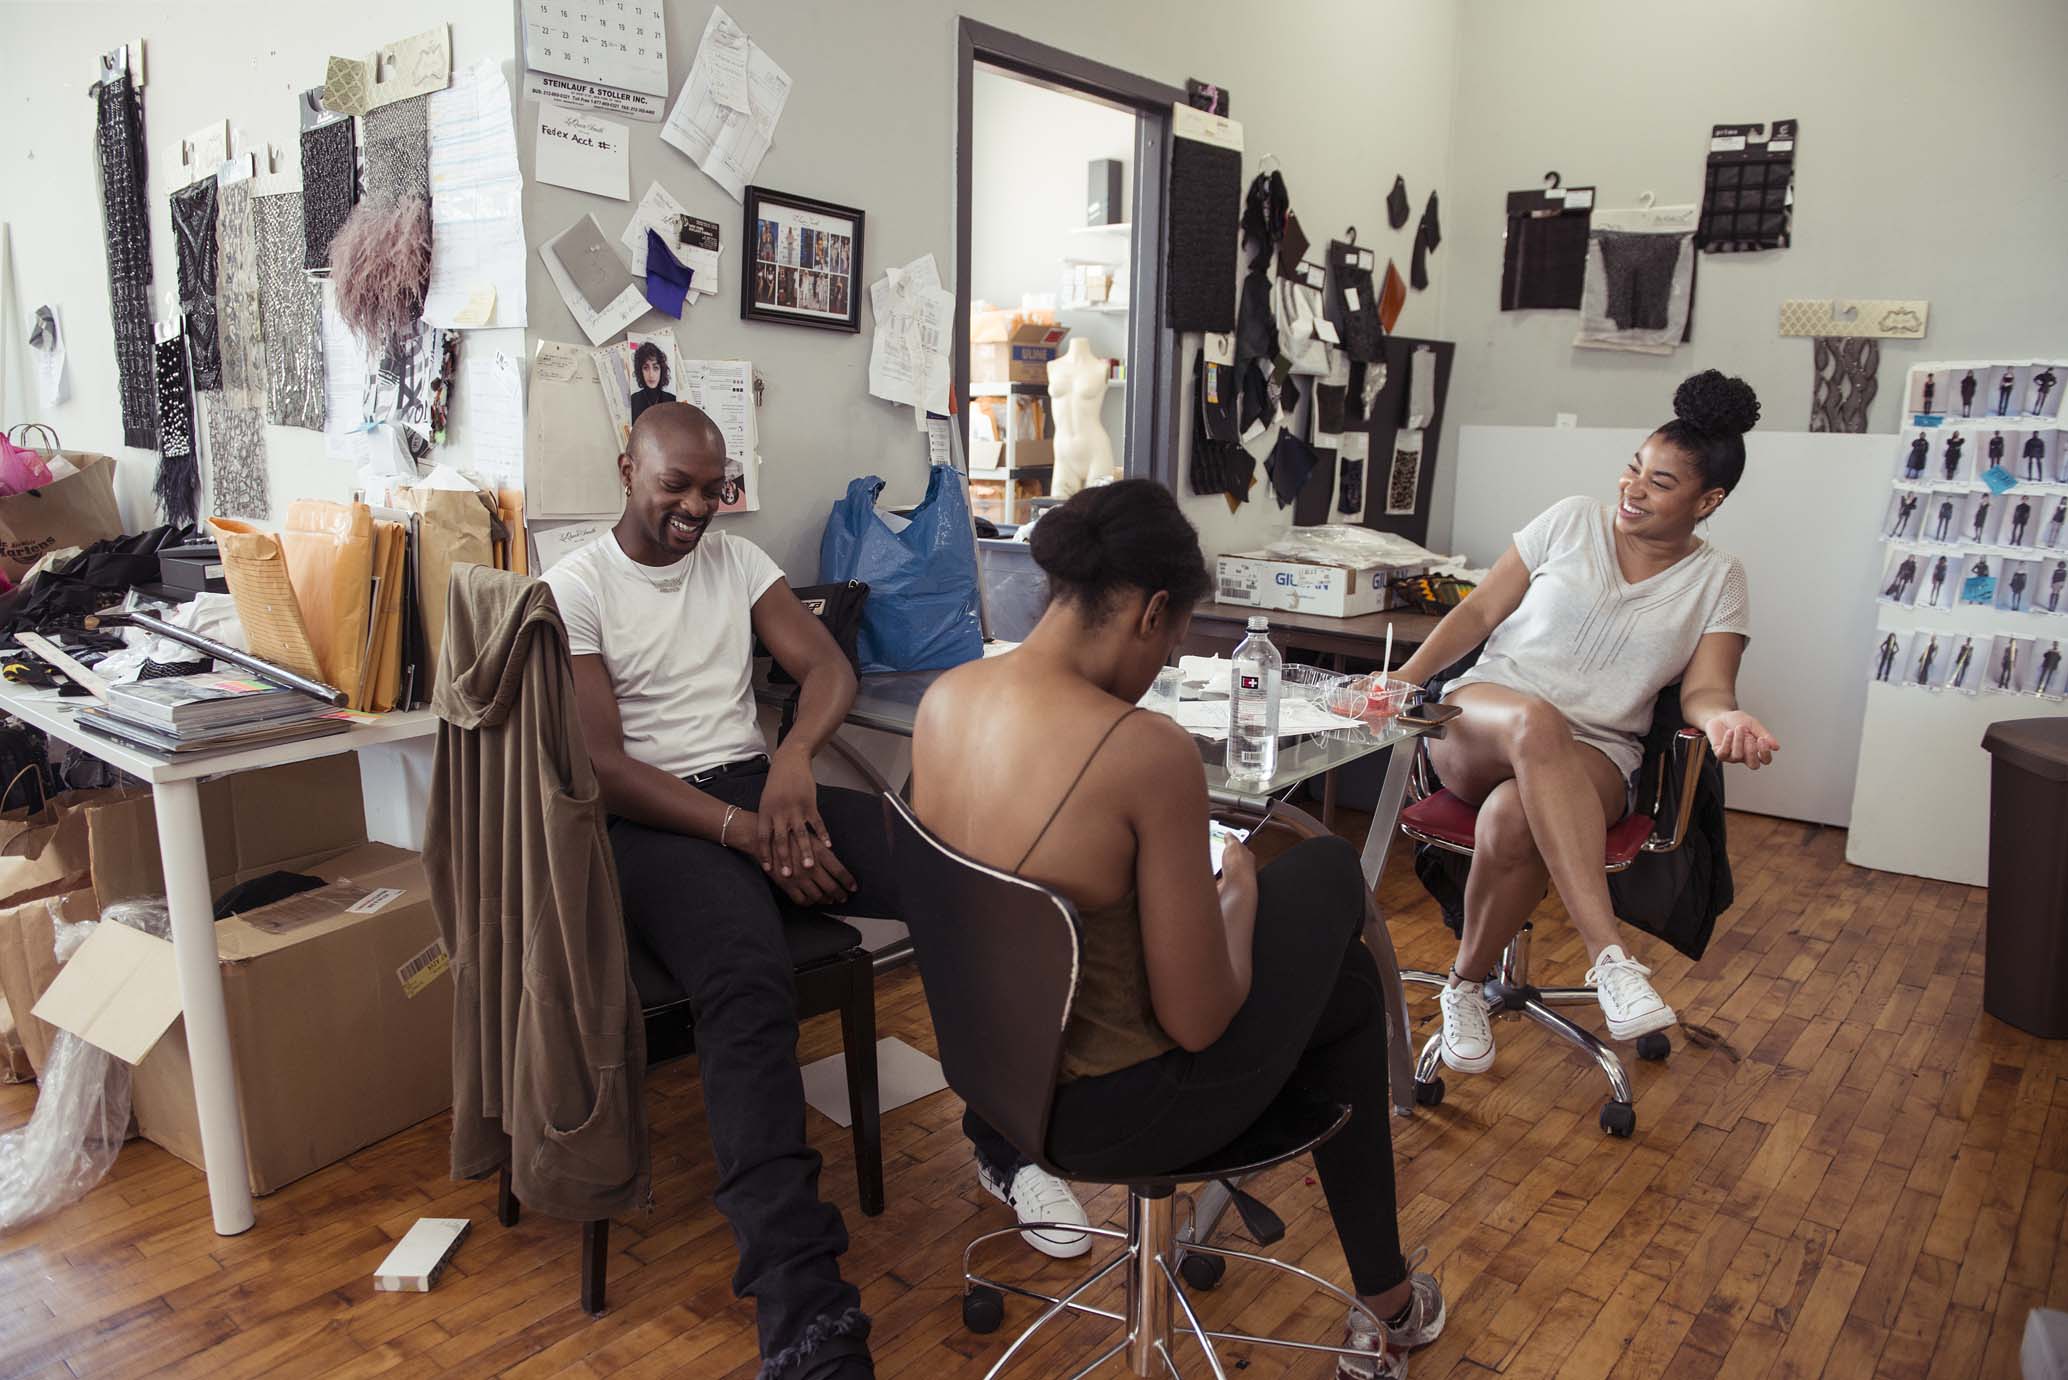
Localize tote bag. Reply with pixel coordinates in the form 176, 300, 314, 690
819, 466, 982, 674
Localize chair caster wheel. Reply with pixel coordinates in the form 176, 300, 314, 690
1178, 1252, 1226, 1291
1600, 1102, 1636, 1138
962, 1284, 1004, 1334
1414, 1077, 1445, 1107
1635, 1032, 1670, 1062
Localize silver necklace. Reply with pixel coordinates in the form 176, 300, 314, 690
623, 539, 693, 594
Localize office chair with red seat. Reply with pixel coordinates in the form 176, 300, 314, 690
1395, 722, 1709, 1138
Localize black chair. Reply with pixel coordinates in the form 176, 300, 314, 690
498, 736, 890, 1317
884, 791, 1393, 1378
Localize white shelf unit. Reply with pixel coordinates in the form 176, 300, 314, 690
1069, 221, 1130, 235
968, 380, 1052, 524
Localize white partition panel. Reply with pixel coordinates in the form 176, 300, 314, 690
1451, 427, 1890, 828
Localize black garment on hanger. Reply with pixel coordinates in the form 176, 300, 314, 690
1696, 119, 1796, 252
1166, 135, 1241, 331
1421, 191, 1441, 251
1387, 176, 1410, 230
152, 334, 200, 526
1326, 239, 1383, 363
1190, 353, 1250, 503
1241, 170, 1288, 263
1501, 204, 1591, 310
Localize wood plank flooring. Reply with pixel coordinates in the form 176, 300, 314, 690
0, 810, 2058, 1379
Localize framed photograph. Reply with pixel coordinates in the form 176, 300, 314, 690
742, 186, 863, 332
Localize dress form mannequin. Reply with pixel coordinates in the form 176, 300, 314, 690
1048, 338, 1116, 498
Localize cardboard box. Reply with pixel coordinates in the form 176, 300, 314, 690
37, 757, 455, 1195
0, 889, 97, 1075
971, 319, 1069, 386
1214, 552, 1432, 619
969, 475, 1049, 526
967, 438, 1055, 475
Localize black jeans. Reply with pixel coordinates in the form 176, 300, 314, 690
610, 765, 1024, 1380
1045, 836, 1409, 1297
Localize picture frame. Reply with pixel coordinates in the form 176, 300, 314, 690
742, 186, 863, 333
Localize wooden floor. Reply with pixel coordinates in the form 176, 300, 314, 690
1, 810, 2060, 1379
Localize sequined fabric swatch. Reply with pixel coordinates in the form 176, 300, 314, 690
214, 178, 269, 412
95, 73, 157, 448
301, 118, 357, 270
153, 334, 200, 525
202, 398, 270, 520
253, 190, 327, 431
170, 176, 223, 390
362, 96, 431, 203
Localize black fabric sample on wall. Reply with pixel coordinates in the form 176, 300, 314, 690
1165, 135, 1241, 332
1421, 192, 1441, 252
1596, 230, 1683, 330
1500, 203, 1591, 311
95, 73, 157, 449
1275, 211, 1310, 281
1265, 430, 1320, 508
171, 176, 222, 390
1696, 119, 1796, 252
1189, 353, 1251, 503
1387, 176, 1410, 230
1409, 192, 1441, 292
152, 334, 199, 526
301, 118, 358, 270
1325, 240, 1383, 363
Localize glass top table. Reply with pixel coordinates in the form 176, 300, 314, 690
841, 667, 1421, 808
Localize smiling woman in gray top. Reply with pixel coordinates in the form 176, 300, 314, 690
1393, 370, 1781, 1078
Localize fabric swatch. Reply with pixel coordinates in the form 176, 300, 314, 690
300, 118, 358, 270
171, 176, 223, 389
153, 334, 199, 525
215, 178, 269, 411
253, 191, 327, 431
202, 398, 270, 519
1500, 203, 1590, 311
363, 96, 432, 203
1165, 135, 1240, 332
1387, 176, 1410, 230
95, 73, 157, 448
644, 229, 691, 317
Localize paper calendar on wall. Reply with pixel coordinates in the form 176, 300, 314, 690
524, 0, 670, 98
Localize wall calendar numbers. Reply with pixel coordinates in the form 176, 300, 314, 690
524, 0, 670, 98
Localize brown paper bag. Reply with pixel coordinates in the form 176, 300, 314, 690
0, 449, 124, 582
396, 488, 494, 670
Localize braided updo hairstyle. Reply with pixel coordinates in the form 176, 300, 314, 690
1654, 370, 1761, 494
1029, 480, 1213, 623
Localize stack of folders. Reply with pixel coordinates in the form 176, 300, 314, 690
77, 674, 347, 756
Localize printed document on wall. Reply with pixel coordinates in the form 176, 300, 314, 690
522, 0, 669, 98
660, 7, 790, 202
422, 58, 528, 330
868, 254, 952, 415
677, 359, 760, 512
465, 350, 526, 485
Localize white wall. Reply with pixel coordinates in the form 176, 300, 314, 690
0, 2, 521, 530
1431, 0, 2068, 550
519, 0, 1461, 579
970, 68, 1132, 457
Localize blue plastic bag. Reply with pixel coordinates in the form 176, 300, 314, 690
820, 467, 984, 673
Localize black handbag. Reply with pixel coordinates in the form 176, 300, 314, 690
762, 579, 869, 686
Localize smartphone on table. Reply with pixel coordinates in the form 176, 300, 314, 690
1208, 821, 1253, 876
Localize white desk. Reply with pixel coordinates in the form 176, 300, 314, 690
0, 680, 436, 1235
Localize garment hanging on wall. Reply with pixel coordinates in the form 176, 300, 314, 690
1265, 429, 1320, 508
1189, 345, 1251, 504
214, 177, 270, 410
253, 191, 327, 431
152, 334, 199, 525
1164, 124, 1241, 332
363, 96, 432, 203
1574, 203, 1698, 354
1234, 169, 1290, 436
201, 399, 270, 519
1406, 346, 1438, 430
94, 72, 157, 449
170, 177, 223, 389
1386, 176, 1410, 230
300, 118, 358, 270
1325, 239, 1382, 363
1696, 119, 1796, 253
1409, 192, 1441, 291
1500, 187, 1592, 311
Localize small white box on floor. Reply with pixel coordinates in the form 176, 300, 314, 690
373, 1218, 471, 1293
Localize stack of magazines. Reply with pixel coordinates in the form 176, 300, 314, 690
77, 673, 347, 756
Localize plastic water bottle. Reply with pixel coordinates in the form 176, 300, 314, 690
1227, 616, 1281, 782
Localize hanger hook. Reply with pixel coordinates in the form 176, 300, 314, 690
1258, 152, 1280, 174
1542, 170, 1562, 191
1345, 226, 1357, 246
1638, 189, 1656, 209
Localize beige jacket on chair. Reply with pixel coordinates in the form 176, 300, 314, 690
425, 563, 650, 1220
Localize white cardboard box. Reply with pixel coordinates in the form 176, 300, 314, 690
374, 1217, 471, 1292
1214, 552, 1428, 619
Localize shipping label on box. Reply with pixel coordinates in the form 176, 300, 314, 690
1214, 553, 1429, 618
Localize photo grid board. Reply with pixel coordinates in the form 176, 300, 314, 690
751, 204, 855, 324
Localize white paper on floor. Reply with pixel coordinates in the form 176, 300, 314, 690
801, 1036, 947, 1129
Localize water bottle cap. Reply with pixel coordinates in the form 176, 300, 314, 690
1246, 615, 1270, 632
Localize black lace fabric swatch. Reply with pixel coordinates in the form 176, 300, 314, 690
202, 399, 270, 520
363, 97, 431, 203
301, 118, 357, 270
95, 73, 157, 448
170, 176, 223, 390
153, 334, 199, 525
215, 178, 269, 412
253, 190, 327, 431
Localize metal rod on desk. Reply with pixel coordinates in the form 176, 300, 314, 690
154, 778, 256, 1235
114, 611, 347, 706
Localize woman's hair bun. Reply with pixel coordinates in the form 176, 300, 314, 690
1027, 502, 1103, 583
1673, 370, 1761, 438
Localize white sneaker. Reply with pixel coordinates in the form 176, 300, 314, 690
977, 1160, 1090, 1259
1587, 945, 1676, 1040
1438, 981, 1495, 1073
1336, 1248, 1446, 1379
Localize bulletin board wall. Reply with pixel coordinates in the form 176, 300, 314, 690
0, 3, 522, 531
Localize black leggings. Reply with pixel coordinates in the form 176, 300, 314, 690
1045, 836, 1408, 1297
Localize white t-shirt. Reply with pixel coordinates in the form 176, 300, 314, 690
543, 530, 785, 779
1445, 496, 1750, 777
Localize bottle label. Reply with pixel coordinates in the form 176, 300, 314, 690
1239, 674, 1261, 690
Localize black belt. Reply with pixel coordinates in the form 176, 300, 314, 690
686, 754, 770, 787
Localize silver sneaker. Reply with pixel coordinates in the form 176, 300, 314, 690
1336, 1250, 1444, 1378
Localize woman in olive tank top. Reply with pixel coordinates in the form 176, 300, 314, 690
913, 481, 1444, 1376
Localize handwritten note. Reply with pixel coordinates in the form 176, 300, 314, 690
535, 103, 629, 200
